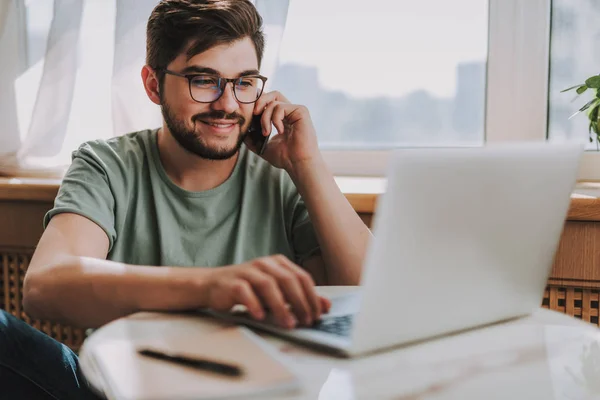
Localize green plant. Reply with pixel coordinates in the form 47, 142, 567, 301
562, 75, 600, 146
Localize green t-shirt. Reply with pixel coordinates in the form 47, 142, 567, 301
43, 129, 321, 267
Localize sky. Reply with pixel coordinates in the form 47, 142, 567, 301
278, 0, 488, 98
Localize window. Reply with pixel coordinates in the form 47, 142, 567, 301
548, 0, 600, 179
548, 0, 600, 147
10, 1, 564, 179
274, 0, 552, 176
271, 0, 488, 150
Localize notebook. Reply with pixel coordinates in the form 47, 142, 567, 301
88, 326, 300, 400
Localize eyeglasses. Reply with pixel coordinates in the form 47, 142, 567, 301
160, 69, 267, 104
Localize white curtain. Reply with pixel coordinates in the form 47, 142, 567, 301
111, 0, 162, 136
0, 1, 10, 45
0, 0, 24, 172
0, 0, 290, 177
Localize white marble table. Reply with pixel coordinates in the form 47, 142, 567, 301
80, 286, 600, 399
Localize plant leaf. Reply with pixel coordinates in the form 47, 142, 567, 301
586, 75, 600, 89
577, 85, 589, 95
582, 98, 598, 111
570, 98, 599, 119
589, 104, 600, 121
562, 84, 585, 93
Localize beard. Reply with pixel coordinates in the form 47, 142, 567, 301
161, 101, 247, 160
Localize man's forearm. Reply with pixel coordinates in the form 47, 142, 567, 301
289, 156, 373, 285
23, 256, 208, 328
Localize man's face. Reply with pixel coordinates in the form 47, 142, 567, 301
159, 38, 258, 160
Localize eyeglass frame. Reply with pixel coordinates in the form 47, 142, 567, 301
158, 68, 268, 104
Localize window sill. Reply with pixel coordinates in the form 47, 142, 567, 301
0, 176, 385, 206
2, 176, 600, 220
0, 176, 385, 210
0, 177, 62, 202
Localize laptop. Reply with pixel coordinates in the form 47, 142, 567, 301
203, 142, 583, 357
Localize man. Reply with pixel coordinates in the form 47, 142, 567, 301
0, 0, 371, 398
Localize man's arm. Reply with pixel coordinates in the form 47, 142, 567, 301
290, 158, 372, 286
24, 213, 208, 328
24, 213, 328, 329
248, 92, 372, 286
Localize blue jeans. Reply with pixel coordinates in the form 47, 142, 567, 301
0, 310, 101, 399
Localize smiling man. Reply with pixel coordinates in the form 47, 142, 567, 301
0, 0, 372, 398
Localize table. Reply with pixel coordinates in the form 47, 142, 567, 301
80, 286, 600, 399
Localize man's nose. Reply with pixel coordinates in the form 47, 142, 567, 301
211, 82, 239, 115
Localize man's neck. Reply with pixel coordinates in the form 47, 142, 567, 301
156, 126, 239, 192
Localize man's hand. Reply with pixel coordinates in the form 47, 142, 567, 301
202, 254, 331, 328
244, 91, 321, 174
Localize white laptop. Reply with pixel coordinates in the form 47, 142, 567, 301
203, 142, 583, 357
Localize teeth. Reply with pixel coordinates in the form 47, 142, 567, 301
208, 123, 233, 128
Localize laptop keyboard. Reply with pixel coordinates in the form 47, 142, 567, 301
309, 314, 354, 337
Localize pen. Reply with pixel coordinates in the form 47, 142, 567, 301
137, 348, 243, 377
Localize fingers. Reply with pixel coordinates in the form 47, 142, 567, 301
244, 255, 322, 328
319, 296, 332, 315
260, 106, 274, 136
270, 255, 322, 322
211, 255, 322, 329
260, 101, 305, 137
259, 101, 286, 137
228, 279, 265, 320
271, 104, 287, 136
242, 267, 297, 329
253, 90, 289, 116
257, 256, 316, 326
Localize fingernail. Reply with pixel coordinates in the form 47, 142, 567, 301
286, 315, 297, 328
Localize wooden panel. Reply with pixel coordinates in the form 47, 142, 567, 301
0, 201, 53, 249
565, 288, 575, 316
0, 248, 86, 351
0, 178, 60, 202
542, 287, 600, 326
344, 193, 378, 214
550, 221, 600, 282
549, 287, 559, 311
568, 197, 600, 222
583, 291, 592, 322
358, 212, 373, 228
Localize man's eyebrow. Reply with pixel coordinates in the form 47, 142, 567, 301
180, 66, 220, 75
238, 69, 261, 77
180, 65, 260, 77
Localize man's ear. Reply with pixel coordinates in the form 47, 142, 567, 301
141, 65, 161, 105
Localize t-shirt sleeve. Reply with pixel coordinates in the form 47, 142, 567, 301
290, 194, 321, 265
43, 145, 117, 251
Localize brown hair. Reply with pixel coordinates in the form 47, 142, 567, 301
146, 0, 265, 84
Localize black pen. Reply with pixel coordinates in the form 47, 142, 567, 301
137, 348, 243, 377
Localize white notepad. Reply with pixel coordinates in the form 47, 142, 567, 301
89, 326, 300, 400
